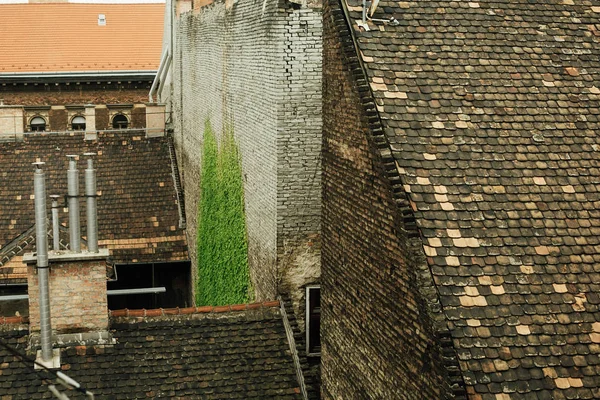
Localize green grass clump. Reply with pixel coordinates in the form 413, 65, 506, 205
196, 120, 251, 306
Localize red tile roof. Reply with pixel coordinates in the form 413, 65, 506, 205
0, 3, 164, 74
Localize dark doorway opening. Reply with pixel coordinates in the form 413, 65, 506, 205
107, 261, 191, 310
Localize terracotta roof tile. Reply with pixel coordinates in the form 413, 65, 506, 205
0, 3, 164, 74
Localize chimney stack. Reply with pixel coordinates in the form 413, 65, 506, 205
33, 162, 53, 363
50, 195, 61, 251
84, 153, 98, 253
66, 155, 81, 253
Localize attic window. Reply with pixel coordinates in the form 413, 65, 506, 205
30, 116, 46, 132
306, 285, 321, 356
71, 116, 86, 131
98, 14, 106, 26
112, 114, 128, 129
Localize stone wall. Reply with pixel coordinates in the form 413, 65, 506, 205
321, 0, 453, 398
171, 0, 322, 312
0, 106, 24, 139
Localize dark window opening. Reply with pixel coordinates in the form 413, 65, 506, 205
0, 285, 28, 317
112, 114, 128, 129
30, 116, 46, 132
71, 116, 86, 131
306, 285, 321, 356
107, 261, 191, 310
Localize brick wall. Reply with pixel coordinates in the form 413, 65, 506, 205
49, 108, 68, 131
27, 257, 108, 333
321, 0, 453, 398
277, 5, 322, 328
0, 84, 151, 106
171, 0, 322, 310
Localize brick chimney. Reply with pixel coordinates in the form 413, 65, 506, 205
24, 250, 110, 334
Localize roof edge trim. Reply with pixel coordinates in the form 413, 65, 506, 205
110, 300, 282, 318
0, 71, 157, 81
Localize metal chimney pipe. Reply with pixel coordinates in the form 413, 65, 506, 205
84, 153, 98, 253
33, 162, 53, 362
50, 195, 61, 251
67, 155, 81, 253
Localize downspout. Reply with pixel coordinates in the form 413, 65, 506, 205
149, 49, 170, 103
33, 162, 53, 362
157, 55, 173, 98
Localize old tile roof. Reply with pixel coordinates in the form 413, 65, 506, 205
0, 131, 188, 283
0, 302, 304, 399
0, 3, 164, 75
335, 0, 600, 398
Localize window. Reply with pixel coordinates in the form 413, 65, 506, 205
112, 114, 128, 129
71, 116, 86, 131
306, 285, 321, 356
30, 116, 46, 132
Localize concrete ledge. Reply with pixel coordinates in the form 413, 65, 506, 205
30, 330, 115, 350
23, 248, 109, 265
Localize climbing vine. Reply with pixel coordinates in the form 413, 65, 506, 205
197, 120, 251, 306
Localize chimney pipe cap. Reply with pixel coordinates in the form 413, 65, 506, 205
32, 161, 45, 169
50, 194, 61, 199
66, 154, 78, 159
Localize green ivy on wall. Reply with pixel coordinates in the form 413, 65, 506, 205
197, 120, 251, 306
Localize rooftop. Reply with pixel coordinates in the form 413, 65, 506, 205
0, 3, 164, 75
334, 0, 600, 397
0, 131, 188, 283
0, 301, 304, 399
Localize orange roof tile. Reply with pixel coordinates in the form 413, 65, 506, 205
0, 3, 164, 74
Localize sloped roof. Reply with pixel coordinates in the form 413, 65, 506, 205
335, 0, 600, 398
0, 3, 164, 75
0, 302, 304, 398
0, 131, 188, 283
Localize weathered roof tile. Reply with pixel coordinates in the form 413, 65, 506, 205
0, 131, 188, 282
338, 0, 600, 396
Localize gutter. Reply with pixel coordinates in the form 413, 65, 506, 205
0, 70, 157, 84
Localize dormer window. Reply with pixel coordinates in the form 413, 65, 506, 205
71, 116, 86, 131
112, 114, 128, 129
98, 14, 106, 26
30, 116, 47, 132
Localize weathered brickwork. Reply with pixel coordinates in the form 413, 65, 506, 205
27, 258, 108, 333
0, 84, 152, 106
48, 108, 68, 131
277, 4, 322, 331
321, 1, 453, 398
171, 0, 322, 311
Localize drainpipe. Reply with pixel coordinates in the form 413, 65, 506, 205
67, 155, 81, 253
149, 49, 170, 103
33, 162, 53, 362
84, 153, 98, 253
50, 195, 61, 251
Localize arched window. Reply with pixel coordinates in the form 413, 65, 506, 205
30, 116, 47, 132
71, 116, 86, 131
112, 114, 128, 129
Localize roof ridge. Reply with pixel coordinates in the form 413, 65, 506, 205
110, 300, 281, 318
